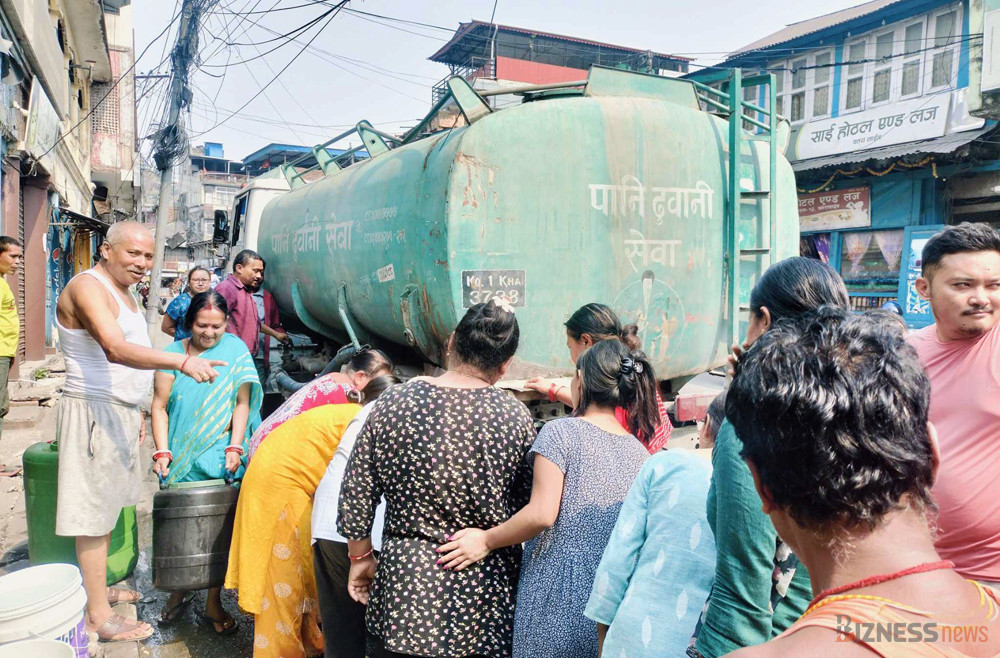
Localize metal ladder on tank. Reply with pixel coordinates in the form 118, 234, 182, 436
692, 69, 779, 351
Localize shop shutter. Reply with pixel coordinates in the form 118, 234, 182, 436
16, 182, 24, 362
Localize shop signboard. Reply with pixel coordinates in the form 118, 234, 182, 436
796, 95, 951, 160
24, 80, 60, 164
984, 8, 1000, 93
897, 225, 945, 329
798, 186, 871, 232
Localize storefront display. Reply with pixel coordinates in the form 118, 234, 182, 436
839, 229, 905, 293
799, 233, 831, 263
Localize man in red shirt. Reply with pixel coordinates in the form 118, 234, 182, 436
908, 222, 1000, 585
250, 258, 289, 391
215, 249, 265, 356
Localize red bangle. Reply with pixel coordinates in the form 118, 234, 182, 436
180, 355, 191, 373
224, 445, 244, 455
152, 450, 172, 462
349, 548, 373, 561
547, 383, 564, 403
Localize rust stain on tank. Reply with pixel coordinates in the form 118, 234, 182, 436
455, 152, 500, 209
420, 284, 452, 350
422, 132, 446, 171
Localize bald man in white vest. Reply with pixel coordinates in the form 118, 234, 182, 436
55, 222, 225, 643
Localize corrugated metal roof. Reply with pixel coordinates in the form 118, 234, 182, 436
60, 208, 111, 234
429, 21, 692, 64
730, 0, 906, 57
241, 142, 362, 165
792, 124, 996, 172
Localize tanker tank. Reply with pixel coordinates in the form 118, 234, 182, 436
257, 67, 799, 384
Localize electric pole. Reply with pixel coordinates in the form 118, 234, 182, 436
145, 0, 211, 331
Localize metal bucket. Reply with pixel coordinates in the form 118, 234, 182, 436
152, 480, 239, 591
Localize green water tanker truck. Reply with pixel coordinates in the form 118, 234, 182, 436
217, 68, 799, 394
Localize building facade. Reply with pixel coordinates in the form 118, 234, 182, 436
430, 22, 691, 108
0, 0, 135, 372
242, 142, 367, 180
141, 142, 248, 290
708, 0, 998, 328
90, 0, 137, 224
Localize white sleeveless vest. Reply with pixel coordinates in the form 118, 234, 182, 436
57, 269, 153, 406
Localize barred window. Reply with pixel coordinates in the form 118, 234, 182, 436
90, 82, 119, 135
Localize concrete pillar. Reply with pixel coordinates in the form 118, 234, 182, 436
21, 180, 48, 362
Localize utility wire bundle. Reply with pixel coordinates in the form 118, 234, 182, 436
152, 0, 218, 171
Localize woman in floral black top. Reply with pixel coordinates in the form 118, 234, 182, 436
338, 299, 535, 658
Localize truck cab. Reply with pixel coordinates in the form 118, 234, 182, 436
215, 171, 290, 270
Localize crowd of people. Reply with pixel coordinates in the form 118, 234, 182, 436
37, 219, 1000, 657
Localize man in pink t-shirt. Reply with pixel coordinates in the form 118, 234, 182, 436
908, 222, 1000, 583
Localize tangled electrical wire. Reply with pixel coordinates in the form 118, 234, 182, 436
151, 121, 190, 171
151, 0, 217, 171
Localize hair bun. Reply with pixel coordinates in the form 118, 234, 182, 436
490, 296, 515, 314
452, 300, 520, 375
620, 356, 643, 376
619, 324, 642, 351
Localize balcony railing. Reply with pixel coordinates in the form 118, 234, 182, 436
199, 171, 247, 185
432, 57, 495, 104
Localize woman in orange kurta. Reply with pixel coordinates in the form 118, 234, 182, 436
226, 403, 359, 658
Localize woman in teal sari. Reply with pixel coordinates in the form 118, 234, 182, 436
151, 290, 262, 633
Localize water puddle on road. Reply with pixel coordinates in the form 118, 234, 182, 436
133, 530, 253, 657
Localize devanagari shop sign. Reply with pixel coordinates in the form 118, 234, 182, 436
795, 94, 951, 160
798, 186, 871, 232
24, 81, 60, 165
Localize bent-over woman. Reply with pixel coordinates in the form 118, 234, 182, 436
440, 339, 653, 657
247, 347, 392, 461
225, 374, 397, 658
696, 391, 726, 451
311, 377, 397, 658
584, 398, 724, 657
339, 298, 536, 658
526, 303, 672, 452
151, 291, 262, 633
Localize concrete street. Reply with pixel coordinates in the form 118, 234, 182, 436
0, 352, 253, 658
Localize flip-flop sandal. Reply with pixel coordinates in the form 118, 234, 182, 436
0, 464, 21, 477
201, 611, 239, 636
159, 592, 196, 625
107, 586, 143, 605
94, 613, 154, 643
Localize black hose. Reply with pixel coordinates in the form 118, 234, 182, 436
319, 344, 358, 377
272, 366, 308, 393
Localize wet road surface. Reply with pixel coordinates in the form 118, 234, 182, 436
133, 503, 253, 657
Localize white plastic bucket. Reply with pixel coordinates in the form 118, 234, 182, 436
0, 639, 76, 658
0, 564, 88, 658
